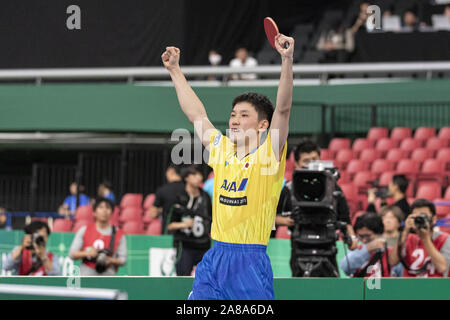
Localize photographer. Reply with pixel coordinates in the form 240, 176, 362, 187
389, 199, 450, 277
3, 221, 61, 275
340, 212, 402, 277
367, 174, 411, 219
69, 198, 126, 276
167, 165, 212, 276
276, 139, 358, 248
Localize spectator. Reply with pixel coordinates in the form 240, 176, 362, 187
207, 50, 223, 81
340, 212, 402, 277
446, 5, 450, 19
316, 20, 353, 62
150, 164, 186, 234
229, 47, 258, 80
58, 182, 90, 218
0, 207, 6, 229
97, 180, 115, 203
389, 199, 450, 277
3, 221, 60, 275
367, 174, 411, 219
402, 9, 420, 30
350, 2, 371, 33
69, 197, 126, 276
168, 165, 212, 276
379, 205, 404, 248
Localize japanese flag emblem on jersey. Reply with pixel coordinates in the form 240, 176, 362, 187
242, 162, 251, 170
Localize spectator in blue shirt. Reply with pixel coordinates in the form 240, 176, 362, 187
97, 180, 116, 204
58, 182, 90, 218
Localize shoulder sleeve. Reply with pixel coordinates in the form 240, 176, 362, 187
68, 226, 87, 259
207, 129, 228, 169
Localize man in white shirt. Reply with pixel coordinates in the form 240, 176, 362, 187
229, 47, 258, 80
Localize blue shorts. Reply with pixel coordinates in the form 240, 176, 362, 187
188, 240, 274, 300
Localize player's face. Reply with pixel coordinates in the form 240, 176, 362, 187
296, 151, 320, 169
94, 201, 112, 223
229, 102, 266, 144
356, 227, 376, 244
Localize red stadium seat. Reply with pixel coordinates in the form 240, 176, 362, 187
414, 127, 436, 141
120, 193, 143, 209
119, 207, 143, 223
353, 171, 375, 194
329, 138, 351, 157
396, 159, 420, 176
285, 152, 295, 181
399, 138, 422, 156
122, 221, 144, 235
275, 226, 291, 239
385, 148, 408, 164
367, 127, 389, 141
143, 193, 156, 210
436, 148, 450, 180
352, 138, 375, 156
110, 206, 120, 227
146, 218, 162, 235
335, 149, 356, 169
434, 199, 450, 218
75, 205, 94, 222
417, 159, 446, 185
379, 171, 395, 187
445, 187, 450, 200
371, 159, 395, 178
390, 127, 412, 141
52, 219, 73, 232
375, 138, 399, 156
72, 220, 91, 232
340, 183, 358, 212
346, 160, 370, 179
410, 148, 433, 164
416, 182, 442, 200
320, 148, 332, 161
438, 127, 450, 141
359, 149, 382, 164
425, 137, 447, 155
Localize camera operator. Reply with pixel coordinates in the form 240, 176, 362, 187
367, 174, 411, 219
276, 139, 358, 248
3, 221, 61, 275
69, 198, 126, 276
389, 199, 450, 277
167, 165, 212, 276
340, 212, 403, 277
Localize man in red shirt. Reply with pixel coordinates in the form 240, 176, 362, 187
69, 198, 126, 275
389, 199, 450, 277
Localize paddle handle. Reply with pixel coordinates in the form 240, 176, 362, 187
283, 41, 289, 49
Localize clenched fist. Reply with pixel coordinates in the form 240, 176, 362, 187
161, 46, 181, 70
274, 34, 294, 59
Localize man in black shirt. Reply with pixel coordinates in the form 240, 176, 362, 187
150, 164, 186, 234
367, 174, 411, 219
168, 165, 212, 276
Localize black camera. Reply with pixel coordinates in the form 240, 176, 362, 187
414, 213, 432, 230
26, 233, 45, 250
367, 180, 389, 199
288, 161, 351, 277
95, 249, 112, 273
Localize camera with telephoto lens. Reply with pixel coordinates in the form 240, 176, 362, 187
367, 180, 389, 199
414, 213, 432, 230
95, 249, 112, 273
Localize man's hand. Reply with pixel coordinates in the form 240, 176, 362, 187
404, 212, 418, 234
85, 247, 98, 260
366, 238, 386, 253
161, 46, 180, 71
21, 234, 32, 249
278, 216, 295, 227
274, 34, 294, 59
184, 218, 194, 229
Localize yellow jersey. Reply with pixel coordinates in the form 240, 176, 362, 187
208, 129, 287, 245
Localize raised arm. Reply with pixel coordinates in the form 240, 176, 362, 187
162, 46, 216, 148
269, 35, 294, 160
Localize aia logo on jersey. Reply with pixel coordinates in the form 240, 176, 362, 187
220, 178, 248, 192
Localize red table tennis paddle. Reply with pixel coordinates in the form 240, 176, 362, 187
264, 17, 289, 50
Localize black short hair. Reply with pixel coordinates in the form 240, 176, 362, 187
100, 180, 113, 189
167, 163, 181, 176
24, 221, 51, 236
411, 198, 436, 217
294, 138, 321, 162
392, 174, 409, 194
232, 92, 274, 126
354, 212, 384, 235
180, 165, 203, 182
93, 197, 115, 212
